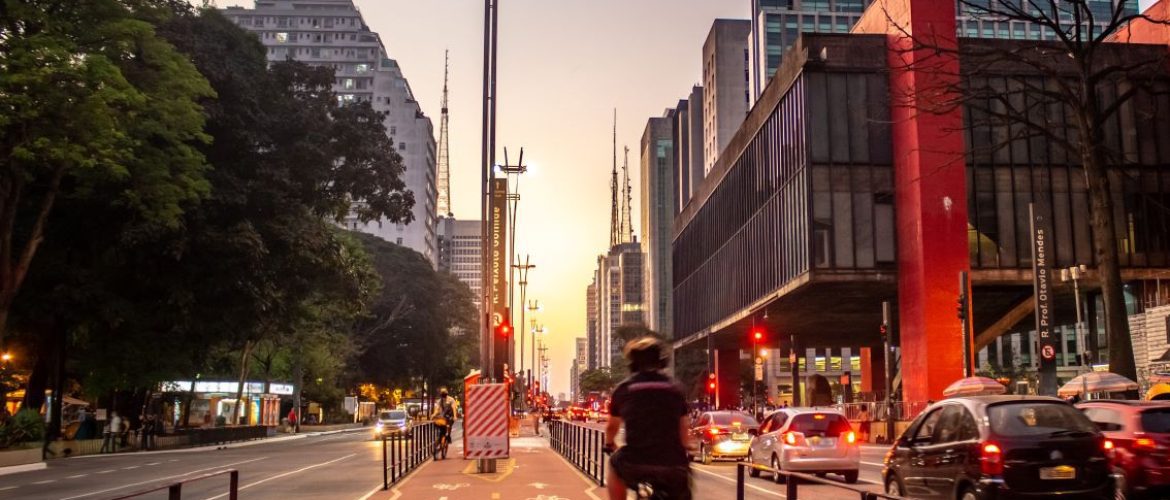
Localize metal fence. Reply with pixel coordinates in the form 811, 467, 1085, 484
107, 469, 238, 500
735, 462, 907, 500
48, 426, 274, 459
381, 422, 439, 490
547, 420, 606, 486
834, 401, 930, 422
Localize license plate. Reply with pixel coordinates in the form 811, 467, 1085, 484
1040, 465, 1076, 480
733, 433, 749, 441
808, 436, 836, 447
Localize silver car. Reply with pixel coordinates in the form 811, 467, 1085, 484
747, 408, 860, 483
373, 410, 410, 439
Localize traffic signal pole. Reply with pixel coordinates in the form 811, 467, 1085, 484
882, 301, 894, 444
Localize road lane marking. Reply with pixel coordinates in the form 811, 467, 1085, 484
204, 453, 355, 500
67, 474, 88, 479
123, 466, 139, 470
693, 465, 786, 498
96, 470, 115, 474
861, 461, 884, 467
146, 462, 161, 466
32, 480, 55, 484
0, 486, 16, 491
61, 456, 267, 500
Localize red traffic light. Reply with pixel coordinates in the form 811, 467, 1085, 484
707, 381, 716, 391
753, 331, 763, 341
496, 321, 512, 337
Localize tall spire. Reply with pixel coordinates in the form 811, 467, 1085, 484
437, 50, 452, 217
609, 109, 621, 248
622, 145, 633, 243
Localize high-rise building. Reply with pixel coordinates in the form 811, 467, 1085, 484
586, 281, 599, 370
641, 116, 675, 338
747, 0, 1138, 106
225, 0, 439, 266
595, 241, 645, 367
571, 337, 588, 400
437, 217, 483, 308
674, 86, 706, 212
702, 19, 752, 175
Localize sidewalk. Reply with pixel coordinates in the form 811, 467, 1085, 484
374, 426, 603, 500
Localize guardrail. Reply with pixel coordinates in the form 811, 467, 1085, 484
735, 462, 907, 500
380, 422, 440, 490
547, 420, 606, 486
107, 469, 238, 499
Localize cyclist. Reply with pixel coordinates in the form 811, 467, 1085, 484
431, 388, 458, 459
605, 337, 693, 499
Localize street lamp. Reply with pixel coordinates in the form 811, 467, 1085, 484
1060, 265, 1090, 369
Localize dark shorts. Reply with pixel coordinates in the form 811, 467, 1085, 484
610, 448, 692, 500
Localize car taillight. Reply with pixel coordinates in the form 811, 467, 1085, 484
784, 432, 798, 445
980, 442, 1004, 476
1135, 437, 1156, 449
845, 431, 857, 444
709, 427, 726, 436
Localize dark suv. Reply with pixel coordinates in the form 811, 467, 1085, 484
1078, 400, 1170, 497
883, 396, 1116, 499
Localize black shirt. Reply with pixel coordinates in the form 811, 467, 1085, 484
609, 371, 688, 466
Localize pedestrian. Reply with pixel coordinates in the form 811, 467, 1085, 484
533, 408, 541, 436
287, 408, 298, 431
100, 411, 121, 453
781, 400, 789, 409
858, 404, 872, 443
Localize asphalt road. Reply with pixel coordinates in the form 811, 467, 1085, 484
0, 428, 391, 500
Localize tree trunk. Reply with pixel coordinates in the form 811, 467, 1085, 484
229, 341, 253, 426
47, 324, 66, 441
292, 359, 303, 433
1078, 97, 1136, 387
22, 350, 48, 412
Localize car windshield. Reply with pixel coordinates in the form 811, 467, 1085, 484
380, 411, 406, 420
710, 413, 758, 427
988, 402, 1096, 437
1140, 408, 1170, 433
788, 413, 852, 437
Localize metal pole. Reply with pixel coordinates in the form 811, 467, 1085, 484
790, 334, 801, 407
382, 437, 388, 489
960, 271, 972, 378
480, 0, 493, 381
882, 301, 894, 444
736, 463, 746, 500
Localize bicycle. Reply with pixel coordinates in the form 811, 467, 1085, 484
604, 447, 684, 500
433, 417, 450, 460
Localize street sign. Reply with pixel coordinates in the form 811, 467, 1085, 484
464, 383, 509, 459
754, 364, 764, 381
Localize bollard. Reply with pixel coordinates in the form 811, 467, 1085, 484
786, 472, 799, 498
736, 463, 745, 500
168, 483, 182, 500
229, 470, 239, 500
382, 436, 389, 489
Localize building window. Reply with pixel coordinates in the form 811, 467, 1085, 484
275, 32, 288, 43
399, 142, 406, 151
396, 238, 403, 245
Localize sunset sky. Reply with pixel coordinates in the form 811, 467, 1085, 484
217, 0, 749, 396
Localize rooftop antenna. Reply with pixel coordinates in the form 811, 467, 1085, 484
437, 50, 452, 217
622, 145, 633, 243
609, 109, 620, 248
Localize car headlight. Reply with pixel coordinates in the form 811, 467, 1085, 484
375, 423, 384, 430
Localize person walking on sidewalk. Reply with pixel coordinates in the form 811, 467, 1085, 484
858, 404, 872, 443
100, 411, 122, 453
605, 337, 693, 500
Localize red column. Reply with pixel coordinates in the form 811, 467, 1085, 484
715, 349, 741, 410
855, 0, 969, 403
859, 347, 886, 396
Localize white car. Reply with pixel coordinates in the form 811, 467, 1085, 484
747, 408, 860, 484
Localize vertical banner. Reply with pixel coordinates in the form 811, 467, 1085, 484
489, 178, 509, 379
1030, 203, 1058, 395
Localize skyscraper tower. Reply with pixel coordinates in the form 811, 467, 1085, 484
609, 109, 621, 248
437, 50, 452, 217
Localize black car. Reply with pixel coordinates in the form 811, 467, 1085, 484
883, 396, 1116, 499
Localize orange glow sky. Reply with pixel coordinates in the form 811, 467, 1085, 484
218, 0, 749, 396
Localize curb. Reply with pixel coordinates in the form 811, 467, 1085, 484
68, 426, 368, 459
0, 461, 47, 476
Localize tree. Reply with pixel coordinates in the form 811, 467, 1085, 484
872, 0, 1170, 385
0, 0, 213, 339
579, 368, 624, 394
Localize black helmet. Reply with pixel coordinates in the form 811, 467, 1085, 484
623, 337, 666, 372
439, 388, 448, 397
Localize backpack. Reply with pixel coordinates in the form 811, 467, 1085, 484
440, 398, 455, 420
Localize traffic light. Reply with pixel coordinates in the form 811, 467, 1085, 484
957, 294, 969, 322
707, 373, 716, 392
879, 323, 888, 338
753, 330, 763, 342
496, 320, 512, 338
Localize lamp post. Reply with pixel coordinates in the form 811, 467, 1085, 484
1061, 265, 1089, 368
513, 259, 535, 376
752, 329, 762, 417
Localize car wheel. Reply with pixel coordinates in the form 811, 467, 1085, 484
885, 475, 904, 497
815, 472, 827, 478
771, 455, 785, 484
700, 444, 712, 465
843, 470, 859, 484
959, 487, 978, 500
748, 456, 760, 478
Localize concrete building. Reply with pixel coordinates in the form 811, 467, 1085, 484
437, 217, 483, 308
672, 2, 1170, 406
641, 116, 675, 338
586, 281, 599, 370
593, 242, 645, 368
677, 87, 706, 211
702, 19, 752, 175
225, 0, 438, 266
572, 337, 588, 400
